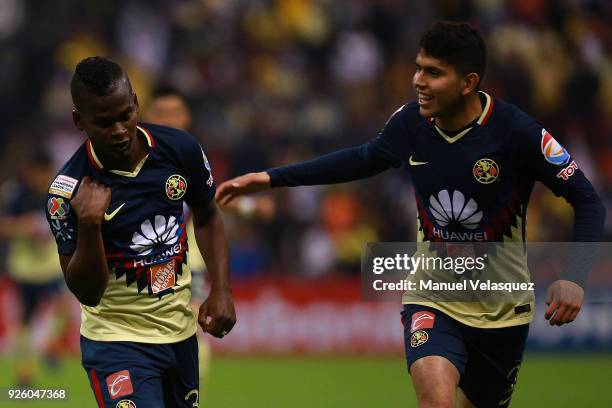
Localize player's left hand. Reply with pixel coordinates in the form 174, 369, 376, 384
198, 288, 236, 338
545, 279, 584, 326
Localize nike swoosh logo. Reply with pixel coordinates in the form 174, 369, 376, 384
104, 203, 125, 221
409, 156, 428, 166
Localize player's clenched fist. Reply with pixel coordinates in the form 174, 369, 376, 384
215, 172, 271, 206
198, 288, 236, 339
71, 176, 112, 224
545, 279, 584, 326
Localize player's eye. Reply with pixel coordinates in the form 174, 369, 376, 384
122, 108, 137, 122
95, 119, 114, 128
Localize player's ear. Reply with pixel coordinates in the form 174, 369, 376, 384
133, 92, 140, 113
72, 108, 85, 131
462, 73, 480, 96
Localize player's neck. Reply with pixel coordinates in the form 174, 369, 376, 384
126, 136, 148, 171
435, 92, 483, 132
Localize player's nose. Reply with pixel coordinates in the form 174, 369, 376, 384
413, 71, 425, 89
110, 122, 128, 139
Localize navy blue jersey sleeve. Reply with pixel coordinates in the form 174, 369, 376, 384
267, 144, 391, 187
268, 105, 410, 187
179, 134, 216, 206
45, 175, 80, 255
518, 121, 605, 242
365, 104, 413, 167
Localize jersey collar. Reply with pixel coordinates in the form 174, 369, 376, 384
476, 91, 495, 126
86, 126, 156, 176
430, 91, 495, 144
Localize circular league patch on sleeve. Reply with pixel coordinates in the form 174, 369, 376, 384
540, 129, 570, 166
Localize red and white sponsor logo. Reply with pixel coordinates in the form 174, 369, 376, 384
106, 370, 134, 400
411, 311, 435, 333
556, 160, 579, 181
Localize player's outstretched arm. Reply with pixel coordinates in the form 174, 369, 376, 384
61, 176, 112, 307
216, 143, 394, 206
215, 172, 271, 206
191, 200, 236, 338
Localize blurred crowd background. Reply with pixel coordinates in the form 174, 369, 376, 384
0, 0, 611, 279
1, 0, 611, 282
0, 0, 610, 402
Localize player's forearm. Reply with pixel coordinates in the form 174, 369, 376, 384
66, 220, 110, 306
559, 191, 605, 287
570, 191, 605, 242
267, 144, 391, 187
194, 204, 232, 293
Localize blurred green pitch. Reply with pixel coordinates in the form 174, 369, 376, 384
1, 354, 611, 407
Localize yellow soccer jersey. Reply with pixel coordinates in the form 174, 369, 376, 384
46, 124, 215, 342
367, 94, 592, 328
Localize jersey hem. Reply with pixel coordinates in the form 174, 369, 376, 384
80, 325, 196, 344
402, 301, 533, 328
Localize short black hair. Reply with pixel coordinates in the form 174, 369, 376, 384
419, 21, 486, 84
70, 56, 127, 105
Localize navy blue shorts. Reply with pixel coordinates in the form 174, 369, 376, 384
81, 335, 199, 408
401, 304, 529, 408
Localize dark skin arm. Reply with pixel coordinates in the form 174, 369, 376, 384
59, 176, 111, 307
191, 199, 236, 338
544, 280, 584, 326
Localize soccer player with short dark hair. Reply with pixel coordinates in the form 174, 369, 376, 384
46, 57, 236, 407
216, 21, 605, 407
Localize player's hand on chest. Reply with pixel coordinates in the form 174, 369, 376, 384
98, 168, 188, 236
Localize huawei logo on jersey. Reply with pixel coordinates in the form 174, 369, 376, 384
130, 215, 179, 255
428, 190, 488, 241
108, 214, 186, 297
429, 190, 482, 229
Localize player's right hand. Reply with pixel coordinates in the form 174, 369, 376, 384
215, 172, 271, 206
71, 176, 112, 225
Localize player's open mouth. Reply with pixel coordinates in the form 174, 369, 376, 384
418, 94, 433, 106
